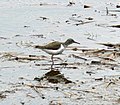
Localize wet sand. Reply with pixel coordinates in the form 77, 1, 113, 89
0, 0, 120, 105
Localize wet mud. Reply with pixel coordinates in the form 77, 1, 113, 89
0, 0, 120, 105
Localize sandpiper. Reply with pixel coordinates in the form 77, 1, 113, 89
35, 38, 80, 67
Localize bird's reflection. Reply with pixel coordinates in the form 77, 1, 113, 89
34, 69, 73, 84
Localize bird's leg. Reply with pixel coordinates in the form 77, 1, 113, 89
51, 55, 54, 69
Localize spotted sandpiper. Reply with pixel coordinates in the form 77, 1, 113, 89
35, 38, 80, 67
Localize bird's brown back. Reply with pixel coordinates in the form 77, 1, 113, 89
35, 41, 62, 50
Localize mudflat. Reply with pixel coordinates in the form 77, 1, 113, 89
0, 0, 120, 105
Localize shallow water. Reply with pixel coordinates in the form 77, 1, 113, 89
0, 0, 120, 105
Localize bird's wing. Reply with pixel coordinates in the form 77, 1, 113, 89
34, 41, 62, 50
43, 41, 62, 50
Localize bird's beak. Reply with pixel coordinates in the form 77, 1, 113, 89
74, 41, 80, 44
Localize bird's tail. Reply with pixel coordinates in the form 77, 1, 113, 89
34, 45, 44, 49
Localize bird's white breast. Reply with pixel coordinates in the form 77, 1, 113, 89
42, 44, 65, 55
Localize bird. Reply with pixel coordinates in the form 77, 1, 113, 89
35, 38, 80, 68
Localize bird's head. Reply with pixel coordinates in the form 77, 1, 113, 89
64, 38, 80, 47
